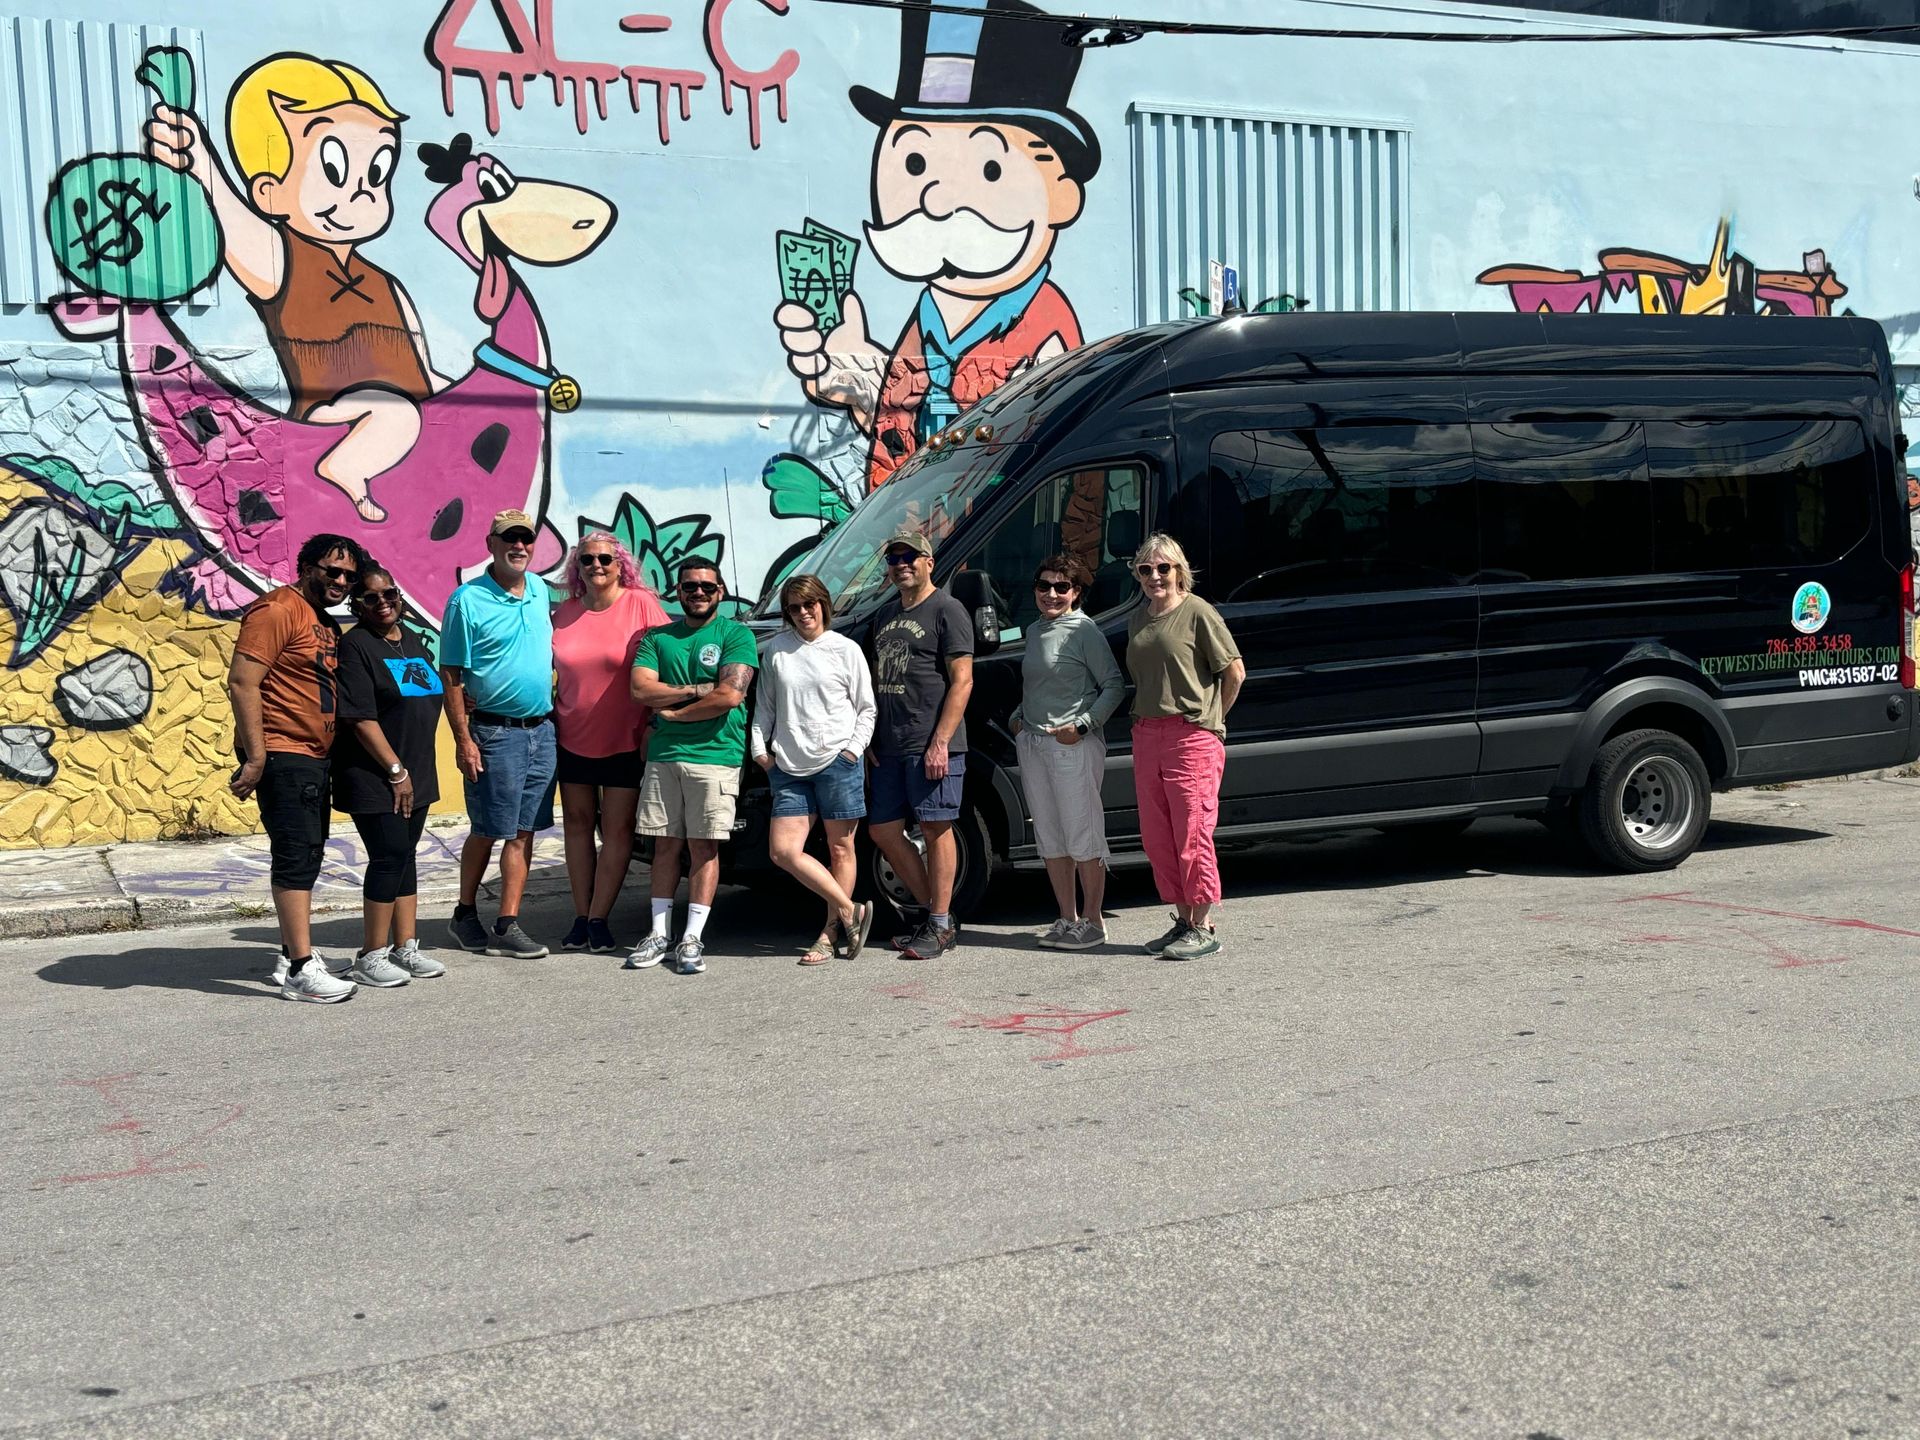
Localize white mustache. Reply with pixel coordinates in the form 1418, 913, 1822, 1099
865, 208, 1032, 280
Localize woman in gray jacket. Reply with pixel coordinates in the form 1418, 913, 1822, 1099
1010, 553, 1125, 950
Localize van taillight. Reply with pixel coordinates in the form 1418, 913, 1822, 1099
1903, 560, 1916, 690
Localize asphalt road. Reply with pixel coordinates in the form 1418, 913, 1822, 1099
3, 778, 1917, 1439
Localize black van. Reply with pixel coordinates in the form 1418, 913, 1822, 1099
737, 311, 1918, 914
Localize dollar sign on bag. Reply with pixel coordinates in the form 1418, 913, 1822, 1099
69, 178, 172, 268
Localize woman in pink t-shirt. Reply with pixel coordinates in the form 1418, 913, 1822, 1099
552, 536, 670, 954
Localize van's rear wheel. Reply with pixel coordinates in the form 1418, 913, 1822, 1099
1574, 728, 1711, 872
860, 802, 994, 918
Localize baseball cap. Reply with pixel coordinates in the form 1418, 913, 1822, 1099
882, 532, 933, 558
490, 508, 536, 538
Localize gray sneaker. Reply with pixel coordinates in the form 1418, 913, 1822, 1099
486, 922, 549, 959
1053, 918, 1107, 951
624, 934, 672, 970
672, 936, 707, 973
447, 911, 490, 953
1160, 925, 1222, 961
349, 946, 411, 988
1143, 915, 1188, 955
1036, 918, 1075, 950
390, 939, 447, 979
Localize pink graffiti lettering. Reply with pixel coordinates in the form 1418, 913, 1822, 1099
46, 1074, 244, 1185
427, 0, 793, 147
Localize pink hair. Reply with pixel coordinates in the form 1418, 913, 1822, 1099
564, 535, 647, 601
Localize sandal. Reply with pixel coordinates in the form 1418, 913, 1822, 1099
799, 932, 836, 967
839, 902, 874, 961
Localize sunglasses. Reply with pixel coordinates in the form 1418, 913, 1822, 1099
578, 553, 618, 569
354, 588, 402, 607
883, 550, 923, 567
1034, 580, 1075, 595
494, 529, 535, 545
785, 599, 820, 615
1135, 562, 1175, 577
318, 564, 358, 582
679, 580, 721, 596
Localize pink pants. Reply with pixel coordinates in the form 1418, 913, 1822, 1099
1132, 716, 1226, 907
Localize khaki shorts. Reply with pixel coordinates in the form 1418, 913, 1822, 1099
637, 760, 740, 840
1017, 730, 1110, 862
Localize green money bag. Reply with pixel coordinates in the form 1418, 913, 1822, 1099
42, 46, 220, 303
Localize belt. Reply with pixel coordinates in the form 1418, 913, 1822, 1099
473, 711, 550, 729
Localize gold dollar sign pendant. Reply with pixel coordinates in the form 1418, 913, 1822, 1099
547, 375, 581, 412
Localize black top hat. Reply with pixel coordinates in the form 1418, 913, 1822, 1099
849, 0, 1101, 182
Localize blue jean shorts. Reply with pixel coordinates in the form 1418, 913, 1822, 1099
868, 751, 966, 826
464, 718, 558, 839
768, 753, 866, 821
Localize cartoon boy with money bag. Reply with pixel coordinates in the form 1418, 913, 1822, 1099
147, 55, 443, 522
775, 0, 1097, 492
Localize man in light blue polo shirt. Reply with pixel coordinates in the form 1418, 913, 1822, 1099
440, 508, 556, 960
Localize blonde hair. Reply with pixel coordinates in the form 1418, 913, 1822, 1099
1132, 531, 1196, 594
227, 55, 405, 182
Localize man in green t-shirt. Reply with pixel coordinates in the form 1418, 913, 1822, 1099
627, 561, 759, 974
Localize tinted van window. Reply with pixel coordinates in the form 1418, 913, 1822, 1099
959, 464, 1147, 636
1210, 425, 1476, 600
1647, 418, 1874, 570
1474, 421, 1653, 583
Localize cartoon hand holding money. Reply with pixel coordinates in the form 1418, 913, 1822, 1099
774, 217, 888, 434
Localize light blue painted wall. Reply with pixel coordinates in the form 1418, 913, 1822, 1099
4, 0, 1917, 603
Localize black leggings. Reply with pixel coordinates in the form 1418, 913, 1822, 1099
350, 808, 431, 904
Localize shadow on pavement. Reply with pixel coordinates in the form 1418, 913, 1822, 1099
37, 944, 281, 999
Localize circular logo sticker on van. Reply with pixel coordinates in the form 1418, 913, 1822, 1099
698, 642, 722, 668
1791, 582, 1831, 634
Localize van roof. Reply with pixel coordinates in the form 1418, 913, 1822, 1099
1149, 310, 1891, 391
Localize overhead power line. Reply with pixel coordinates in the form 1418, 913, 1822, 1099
811, 0, 1920, 46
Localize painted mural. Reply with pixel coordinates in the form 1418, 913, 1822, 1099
1476, 218, 1849, 318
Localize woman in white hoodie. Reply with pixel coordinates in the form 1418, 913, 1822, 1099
751, 573, 878, 965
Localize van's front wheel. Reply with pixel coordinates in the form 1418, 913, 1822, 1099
861, 802, 995, 919
1574, 728, 1711, 871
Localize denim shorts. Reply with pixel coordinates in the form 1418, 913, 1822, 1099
464, 719, 558, 839
768, 753, 866, 821
867, 751, 966, 826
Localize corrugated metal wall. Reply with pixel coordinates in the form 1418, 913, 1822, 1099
1128, 103, 1411, 325
0, 16, 211, 307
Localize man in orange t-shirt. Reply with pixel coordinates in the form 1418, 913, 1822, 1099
228, 533, 363, 1002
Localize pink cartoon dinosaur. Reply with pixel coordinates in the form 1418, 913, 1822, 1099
52, 133, 613, 625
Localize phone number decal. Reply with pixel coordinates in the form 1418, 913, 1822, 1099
1797, 664, 1901, 688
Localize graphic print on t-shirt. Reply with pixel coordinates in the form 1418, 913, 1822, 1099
384, 656, 444, 697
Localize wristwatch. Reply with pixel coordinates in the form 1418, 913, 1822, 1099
1074, 721, 1091, 735
386, 761, 405, 781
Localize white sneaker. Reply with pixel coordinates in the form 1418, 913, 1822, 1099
624, 934, 672, 970
1036, 918, 1075, 949
281, 958, 356, 1004
391, 939, 447, 978
349, 946, 411, 988
270, 948, 290, 988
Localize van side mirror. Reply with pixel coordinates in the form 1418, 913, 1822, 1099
948, 569, 1002, 656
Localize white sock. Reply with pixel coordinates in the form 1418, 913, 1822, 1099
651, 898, 673, 938
685, 903, 711, 942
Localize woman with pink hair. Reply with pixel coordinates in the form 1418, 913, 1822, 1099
551, 534, 670, 953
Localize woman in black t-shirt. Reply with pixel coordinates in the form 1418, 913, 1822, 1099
334, 564, 450, 986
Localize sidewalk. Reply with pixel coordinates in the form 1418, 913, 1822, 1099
0, 818, 573, 940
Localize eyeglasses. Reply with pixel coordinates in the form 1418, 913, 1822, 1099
678, 580, 721, 596
354, 588, 402, 608
319, 564, 358, 582
1135, 562, 1174, 578
883, 550, 922, 567
1034, 580, 1075, 595
578, 553, 617, 569
495, 529, 535, 546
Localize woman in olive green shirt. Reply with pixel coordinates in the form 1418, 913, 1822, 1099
1125, 533, 1244, 961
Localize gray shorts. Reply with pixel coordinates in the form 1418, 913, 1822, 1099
1017, 730, 1109, 862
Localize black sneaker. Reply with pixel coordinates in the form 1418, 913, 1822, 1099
890, 905, 930, 950
447, 910, 490, 953
587, 918, 619, 954
901, 920, 956, 960
560, 916, 592, 951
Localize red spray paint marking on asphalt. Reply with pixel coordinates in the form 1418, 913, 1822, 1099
1620, 892, 1920, 938
47, 1074, 244, 1184
880, 981, 1136, 1063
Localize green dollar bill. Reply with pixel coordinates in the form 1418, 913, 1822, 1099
777, 230, 841, 332
802, 217, 857, 302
